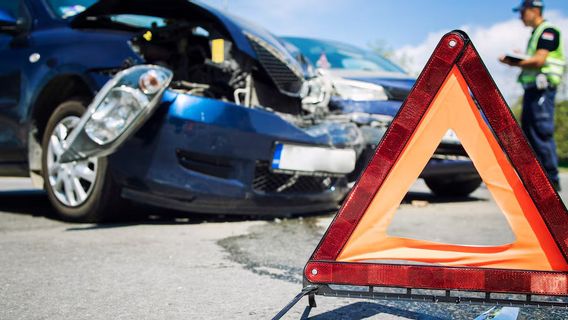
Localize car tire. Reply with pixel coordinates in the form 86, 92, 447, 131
424, 175, 482, 197
41, 99, 123, 222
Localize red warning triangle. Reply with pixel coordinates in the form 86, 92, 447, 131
304, 31, 568, 296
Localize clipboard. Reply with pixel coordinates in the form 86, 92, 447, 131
503, 52, 530, 63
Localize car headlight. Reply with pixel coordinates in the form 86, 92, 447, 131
139, 69, 171, 95
333, 79, 389, 101
84, 87, 150, 144
59, 65, 173, 163
83, 66, 171, 145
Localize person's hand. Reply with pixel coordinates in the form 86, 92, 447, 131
499, 55, 510, 65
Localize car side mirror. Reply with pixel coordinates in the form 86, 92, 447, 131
0, 9, 24, 35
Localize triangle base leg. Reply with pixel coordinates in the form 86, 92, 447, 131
271, 285, 318, 320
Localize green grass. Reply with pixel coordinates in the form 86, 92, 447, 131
559, 161, 568, 173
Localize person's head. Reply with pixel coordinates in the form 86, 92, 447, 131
513, 0, 544, 27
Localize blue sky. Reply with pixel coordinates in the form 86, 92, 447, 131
201, 0, 568, 49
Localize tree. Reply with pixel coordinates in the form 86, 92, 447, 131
559, 70, 568, 101
367, 39, 414, 73
555, 100, 568, 164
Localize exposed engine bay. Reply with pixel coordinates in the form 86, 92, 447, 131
126, 20, 390, 147
129, 23, 246, 100
128, 21, 325, 115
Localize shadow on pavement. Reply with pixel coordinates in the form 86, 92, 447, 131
302, 302, 446, 320
0, 186, 486, 230
402, 190, 485, 204
0, 189, 56, 218
0, 189, 331, 228
63, 208, 333, 231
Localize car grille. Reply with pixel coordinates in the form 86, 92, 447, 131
246, 33, 304, 96
252, 161, 337, 194
176, 149, 233, 179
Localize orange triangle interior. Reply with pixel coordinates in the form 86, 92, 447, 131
336, 66, 567, 271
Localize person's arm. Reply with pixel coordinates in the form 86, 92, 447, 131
499, 49, 549, 67
500, 27, 559, 68
519, 49, 549, 68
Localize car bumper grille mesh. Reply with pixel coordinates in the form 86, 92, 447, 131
253, 161, 337, 194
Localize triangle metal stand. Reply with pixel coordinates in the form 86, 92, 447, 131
273, 285, 524, 319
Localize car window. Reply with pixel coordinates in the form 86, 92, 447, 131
0, 0, 20, 18
284, 37, 406, 74
46, 0, 97, 19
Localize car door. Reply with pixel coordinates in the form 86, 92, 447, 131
0, 0, 31, 172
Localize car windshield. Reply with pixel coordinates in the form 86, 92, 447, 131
46, 0, 167, 27
283, 37, 406, 73
0, 0, 19, 17
46, 0, 97, 19
107, 14, 167, 28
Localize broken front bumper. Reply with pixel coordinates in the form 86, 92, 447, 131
106, 91, 360, 215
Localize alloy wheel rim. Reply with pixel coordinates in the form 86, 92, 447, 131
46, 116, 98, 207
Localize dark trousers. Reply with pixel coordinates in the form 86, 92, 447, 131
521, 87, 559, 184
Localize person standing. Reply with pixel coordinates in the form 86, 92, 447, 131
500, 0, 566, 191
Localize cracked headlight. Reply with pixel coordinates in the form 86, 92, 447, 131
84, 66, 171, 145
85, 86, 150, 144
59, 65, 173, 163
333, 79, 389, 101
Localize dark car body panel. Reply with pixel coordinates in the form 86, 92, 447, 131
350, 77, 415, 101
330, 98, 402, 117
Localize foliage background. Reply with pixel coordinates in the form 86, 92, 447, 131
511, 100, 568, 164
555, 101, 568, 164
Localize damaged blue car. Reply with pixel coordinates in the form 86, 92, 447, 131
282, 37, 482, 197
0, 0, 362, 222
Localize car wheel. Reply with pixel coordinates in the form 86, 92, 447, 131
424, 175, 482, 197
41, 99, 122, 222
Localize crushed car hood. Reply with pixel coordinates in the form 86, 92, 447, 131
327, 69, 415, 102
326, 69, 413, 80
330, 98, 403, 117
325, 69, 414, 116
71, 0, 301, 72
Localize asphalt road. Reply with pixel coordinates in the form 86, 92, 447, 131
1, 176, 568, 319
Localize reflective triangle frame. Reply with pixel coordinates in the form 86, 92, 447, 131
304, 30, 568, 300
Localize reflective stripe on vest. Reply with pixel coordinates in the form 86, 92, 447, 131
519, 21, 566, 86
